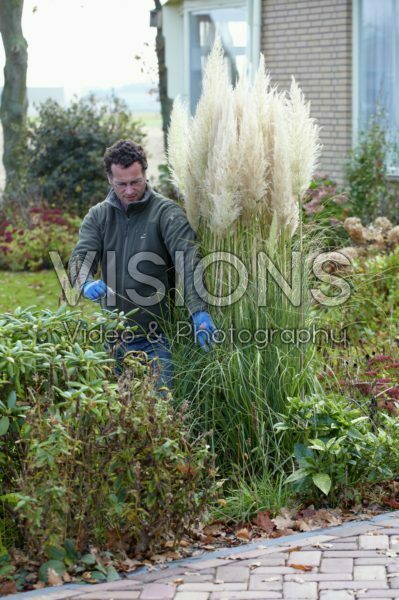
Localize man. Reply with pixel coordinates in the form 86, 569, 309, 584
69, 139, 215, 387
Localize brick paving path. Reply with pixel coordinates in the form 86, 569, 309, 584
8, 512, 399, 600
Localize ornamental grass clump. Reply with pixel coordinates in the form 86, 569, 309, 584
167, 39, 321, 482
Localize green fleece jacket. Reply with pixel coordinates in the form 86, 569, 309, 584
69, 186, 206, 335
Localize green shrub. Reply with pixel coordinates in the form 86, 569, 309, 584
0, 307, 216, 560
26, 96, 146, 215
0, 207, 80, 271
276, 393, 399, 504
345, 113, 398, 224
303, 174, 350, 249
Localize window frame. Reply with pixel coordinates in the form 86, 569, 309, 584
182, 0, 261, 112
352, 0, 399, 177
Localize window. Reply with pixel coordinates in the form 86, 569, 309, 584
357, 0, 399, 173
188, 5, 248, 114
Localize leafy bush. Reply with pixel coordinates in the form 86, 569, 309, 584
345, 114, 398, 224
303, 174, 350, 248
276, 393, 399, 504
0, 207, 80, 271
26, 96, 146, 215
0, 307, 215, 564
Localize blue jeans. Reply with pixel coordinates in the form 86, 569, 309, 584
110, 334, 173, 390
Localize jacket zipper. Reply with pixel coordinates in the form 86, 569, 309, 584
120, 216, 130, 313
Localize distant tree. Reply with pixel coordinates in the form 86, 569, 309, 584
153, 0, 173, 150
0, 0, 28, 192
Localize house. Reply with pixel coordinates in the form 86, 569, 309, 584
161, 0, 398, 184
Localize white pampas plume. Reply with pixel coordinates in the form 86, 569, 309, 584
286, 76, 321, 199
205, 93, 241, 235
269, 92, 299, 235
186, 36, 230, 225
233, 74, 268, 221
167, 96, 190, 196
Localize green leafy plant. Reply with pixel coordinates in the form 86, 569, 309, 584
346, 113, 398, 224
26, 95, 146, 215
0, 307, 216, 566
276, 393, 399, 503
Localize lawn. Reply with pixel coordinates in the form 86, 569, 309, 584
0, 270, 96, 317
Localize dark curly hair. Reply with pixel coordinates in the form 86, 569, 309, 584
103, 139, 148, 175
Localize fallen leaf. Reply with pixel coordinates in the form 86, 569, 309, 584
288, 563, 313, 572
164, 540, 175, 548
214, 579, 224, 584
253, 510, 275, 534
203, 545, 216, 551
62, 572, 72, 582
287, 546, 303, 553
179, 540, 189, 547
383, 497, 399, 509
0, 580, 17, 595
236, 528, 250, 541
173, 578, 184, 584
312, 543, 333, 549
47, 568, 63, 586
249, 562, 262, 569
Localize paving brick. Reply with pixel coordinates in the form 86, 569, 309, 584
76, 580, 143, 591
319, 580, 388, 589
288, 550, 321, 566
327, 543, 358, 550
210, 593, 282, 599
355, 558, 398, 565
140, 582, 176, 599
320, 557, 353, 573
354, 565, 386, 580
355, 592, 399, 598
174, 593, 209, 600
324, 551, 384, 558
134, 568, 186, 583
248, 574, 283, 590
320, 592, 355, 600
283, 580, 318, 598
75, 593, 141, 600
28, 594, 83, 600
177, 583, 246, 592
251, 566, 301, 574
216, 565, 250, 583
184, 558, 232, 570
359, 535, 389, 550
285, 573, 353, 581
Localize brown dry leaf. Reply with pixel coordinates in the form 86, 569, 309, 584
288, 563, 313, 572
236, 528, 250, 541
272, 508, 296, 530
119, 558, 142, 572
0, 580, 17, 595
173, 578, 184, 584
287, 546, 303, 553
253, 510, 275, 534
164, 540, 175, 548
62, 572, 72, 582
47, 568, 63, 586
33, 581, 46, 589
203, 545, 216, 551
203, 523, 223, 536
179, 540, 189, 547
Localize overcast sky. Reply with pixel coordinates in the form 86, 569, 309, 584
0, 0, 162, 96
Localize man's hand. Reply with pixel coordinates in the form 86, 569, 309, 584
82, 279, 110, 301
192, 310, 216, 352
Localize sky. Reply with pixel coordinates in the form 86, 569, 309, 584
0, 0, 162, 98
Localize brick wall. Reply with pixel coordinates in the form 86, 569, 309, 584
261, 0, 352, 184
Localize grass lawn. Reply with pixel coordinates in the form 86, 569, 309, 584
0, 270, 96, 317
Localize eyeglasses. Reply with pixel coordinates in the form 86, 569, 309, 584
113, 178, 145, 190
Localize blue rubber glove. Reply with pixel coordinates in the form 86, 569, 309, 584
82, 279, 109, 301
192, 310, 216, 352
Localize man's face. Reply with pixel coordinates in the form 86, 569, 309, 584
108, 162, 147, 207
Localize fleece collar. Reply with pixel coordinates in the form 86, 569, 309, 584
105, 184, 153, 214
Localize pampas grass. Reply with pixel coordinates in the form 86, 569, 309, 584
167, 38, 322, 494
